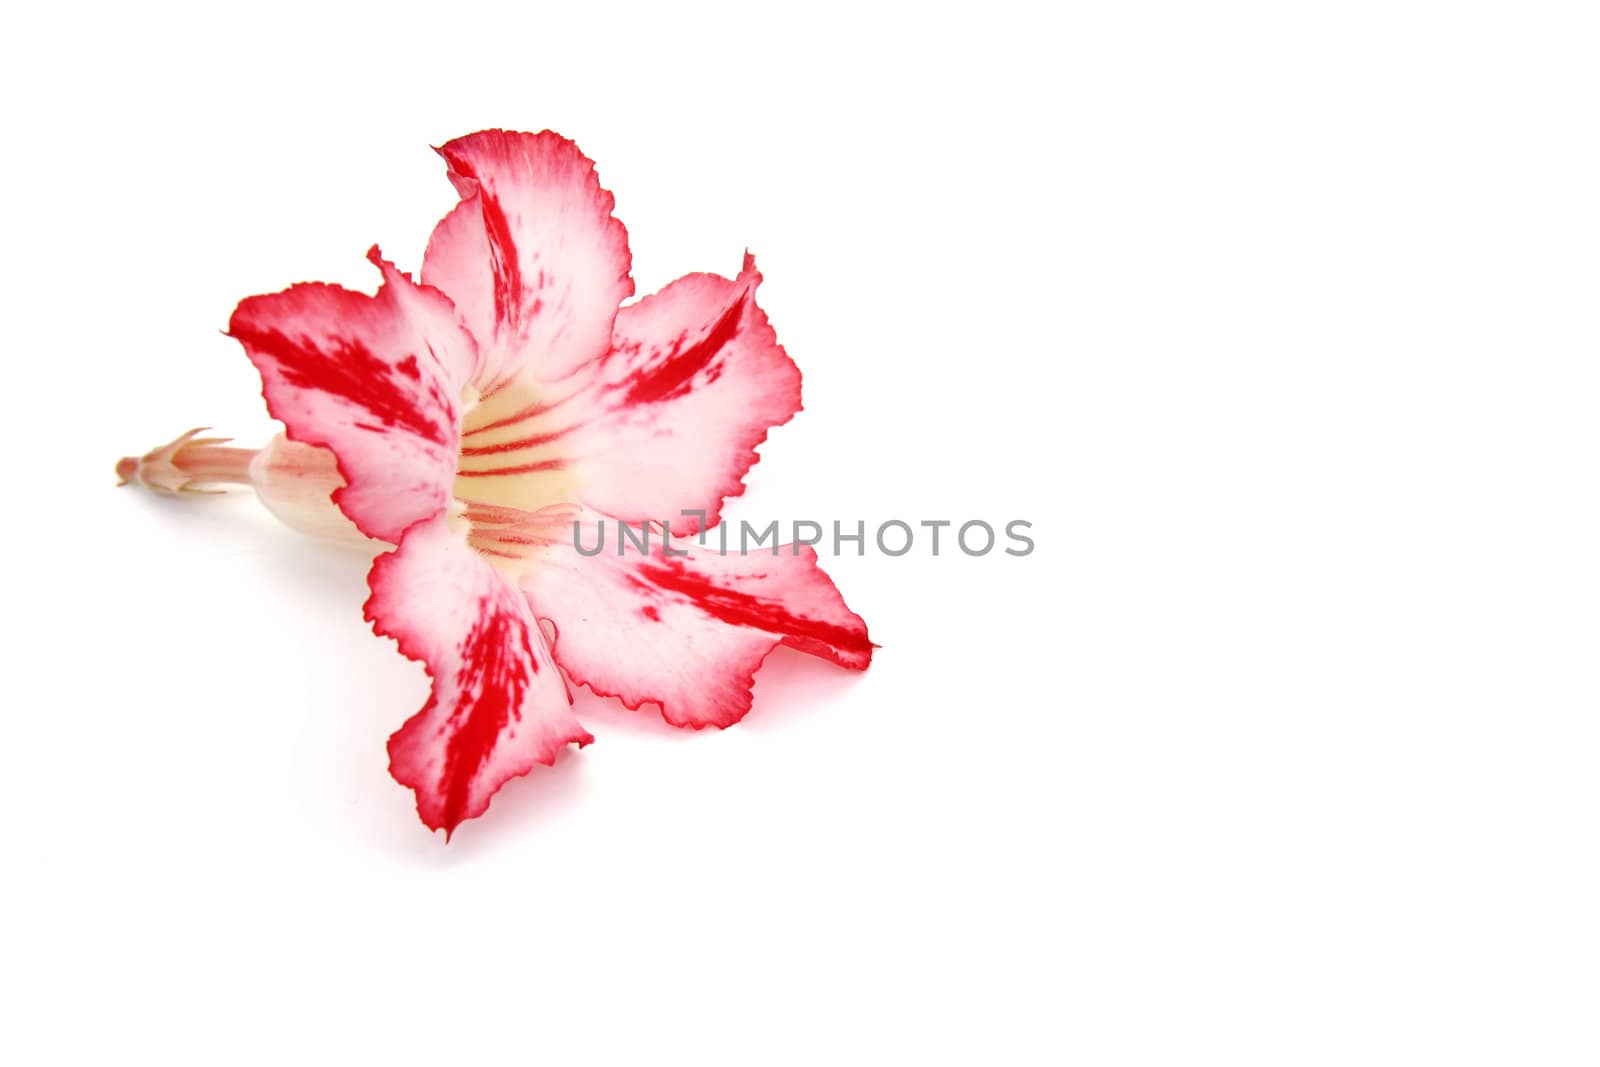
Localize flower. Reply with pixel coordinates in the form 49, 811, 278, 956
119, 130, 873, 836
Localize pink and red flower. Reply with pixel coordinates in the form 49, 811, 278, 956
126, 130, 872, 836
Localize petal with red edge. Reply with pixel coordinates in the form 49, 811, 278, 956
366, 518, 592, 835
423, 129, 633, 392
573, 255, 802, 532
522, 522, 872, 729
228, 249, 476, 543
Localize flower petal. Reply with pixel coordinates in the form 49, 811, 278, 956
573, 255, 802, 532
228, 249, 476, 543
522, 521, 872, 729
423, 129, 633, 392
366, 518, 592, 835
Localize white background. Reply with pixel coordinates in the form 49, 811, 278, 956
4, 2, 1597, 1063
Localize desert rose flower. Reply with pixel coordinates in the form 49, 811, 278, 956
119, 130, 872, 836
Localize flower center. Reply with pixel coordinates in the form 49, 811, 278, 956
451, 380, 584, 569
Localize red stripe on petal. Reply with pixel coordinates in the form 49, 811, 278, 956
455, 457, 568, 478
228, 252, 478, 543
234, 320, 452, 445
457, 426, 576, 458
424, 130, 634, 393
621, 286, 749, 405
434, 603, 532, 832
637, 558, 875, 663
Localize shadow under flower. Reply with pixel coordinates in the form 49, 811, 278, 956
739, 643, 879, 734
